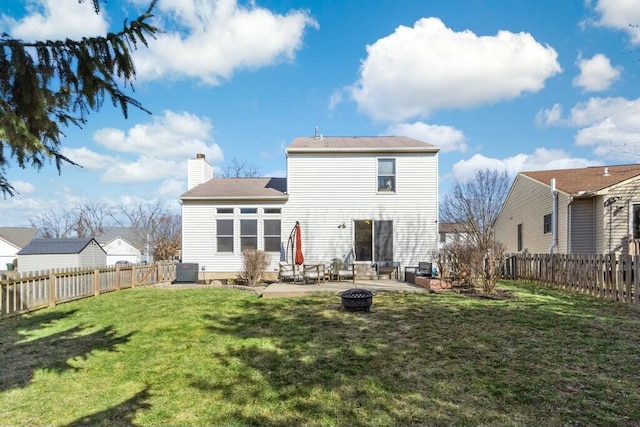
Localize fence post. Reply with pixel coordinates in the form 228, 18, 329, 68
93, 270, 100, 296
131, 265, 136, 288
48, 273, 56, 308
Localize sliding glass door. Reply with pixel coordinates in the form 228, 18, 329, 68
354, 220, 393, 262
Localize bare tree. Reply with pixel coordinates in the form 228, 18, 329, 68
218, 157, 260, 178
440, 169, 510, 250
72, 201, 113, 237
30, 201, 114, 238
152, 214, 181, 261
30, 210, 76, 238
439, 169, 510, 292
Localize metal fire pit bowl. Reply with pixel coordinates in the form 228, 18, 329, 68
339, 288, 375, 312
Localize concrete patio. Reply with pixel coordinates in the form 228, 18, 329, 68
260, 278, 430, 298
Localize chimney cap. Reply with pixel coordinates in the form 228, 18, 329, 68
196, 153, 206, 159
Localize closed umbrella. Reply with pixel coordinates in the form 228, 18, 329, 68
295, 221, 304, 265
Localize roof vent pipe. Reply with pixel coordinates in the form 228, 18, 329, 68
549, 178, 559, 254
314, 127, 319, 139
604, 167, 609, 176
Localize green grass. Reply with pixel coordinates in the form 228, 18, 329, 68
1, 281, 639, 426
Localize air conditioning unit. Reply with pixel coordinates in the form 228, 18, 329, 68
175, 263, 199, 282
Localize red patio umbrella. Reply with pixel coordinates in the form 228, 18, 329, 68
294, 221, 304, 265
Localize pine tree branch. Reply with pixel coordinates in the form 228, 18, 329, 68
0, 1, 159, 197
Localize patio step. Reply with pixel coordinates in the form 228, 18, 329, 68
354, 263, 379, 280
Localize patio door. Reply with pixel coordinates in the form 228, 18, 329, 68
354, 220, 393, 262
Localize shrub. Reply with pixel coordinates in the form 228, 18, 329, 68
240, 249, 271, 286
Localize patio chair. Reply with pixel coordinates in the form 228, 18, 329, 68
303, 263, 327, 285
404, 262, 433, 284
278, 262, 297, 283
375, 261, 400, 280
330, 259, 355, 282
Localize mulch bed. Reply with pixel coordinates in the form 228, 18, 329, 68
412, 277, 515, 300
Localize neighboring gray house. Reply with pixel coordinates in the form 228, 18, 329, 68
17, 238, 107, 273
0, 227, 37, 269
181, 135, 440, 280
495, 164, 640, 255
95, 227, 150, 265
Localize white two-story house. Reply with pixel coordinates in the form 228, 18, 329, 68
180, 135, 439, 280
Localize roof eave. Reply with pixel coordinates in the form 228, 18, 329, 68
286, 147, 439, 154
180, 195, 289, 201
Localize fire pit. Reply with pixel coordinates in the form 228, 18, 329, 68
339, 288, 375, 312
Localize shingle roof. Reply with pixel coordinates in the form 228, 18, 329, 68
439, 222, 467, 234
287, 136, 439, 153
0, 227, 37, 249
17, 238, 104, 255
181, 177, 287, 200
95, 227, 146, 249
522, 164, 640, 195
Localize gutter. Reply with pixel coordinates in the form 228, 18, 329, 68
549, 178, 559, 254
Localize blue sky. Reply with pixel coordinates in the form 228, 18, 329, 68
1, 0, 640, 227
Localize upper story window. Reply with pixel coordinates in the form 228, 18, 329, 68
264, 208, 281, 214
240, 208, 257, 214
543, 213, 552, 234
377, 158, 396, 192
217, 208, 233, 214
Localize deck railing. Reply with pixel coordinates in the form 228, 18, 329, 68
1, 262, 177, 319
504, 253, 640, 305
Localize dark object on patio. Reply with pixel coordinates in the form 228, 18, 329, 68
404, 262, 433, 284
374, 261, 400, 279
339, 288, 375, 312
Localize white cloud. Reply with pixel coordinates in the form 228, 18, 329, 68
385, 122, 467, 153
573, 53, 621, 92
133, 0, 318, 84
1, 0, 108, 41
103, 157, 184, 183
538, 97, 640, 160
60, 147, 117, 170
156, 178, 185, 198
452, 149, 598, 181
536, 103, 564, 126
348, 17, 561, 122
93, 110, 223, 162
12, 181, 36, 194
593, 0, 640, 44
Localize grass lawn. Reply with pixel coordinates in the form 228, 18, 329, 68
1, 281, 639, 426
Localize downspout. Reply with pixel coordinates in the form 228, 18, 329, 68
549, 178, 559, 254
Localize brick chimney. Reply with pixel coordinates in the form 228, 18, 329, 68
187, 153, 213, 190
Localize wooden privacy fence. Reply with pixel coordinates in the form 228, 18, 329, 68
504, 253, 640, 305
1, 262, 177, 319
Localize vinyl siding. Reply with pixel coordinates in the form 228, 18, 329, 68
283, 152, 438, 268
181, 201, 285, 275
18, 254, 80, 273
103, 238, 141, 265
600, 177, 640, 254
495, 175, 569, 254
77, 241, 107, 267
570, 198, 596, 253
0, 239, 19, 267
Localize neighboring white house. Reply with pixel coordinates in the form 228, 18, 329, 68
438, 222, 469, 250
95, 227, 149, 265
0, 227, 37, 270
495, 164, 640, 255
181, 135, 440, 280
17, 238, 107, 273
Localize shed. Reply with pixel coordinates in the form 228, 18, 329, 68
17, 238, 107, 273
